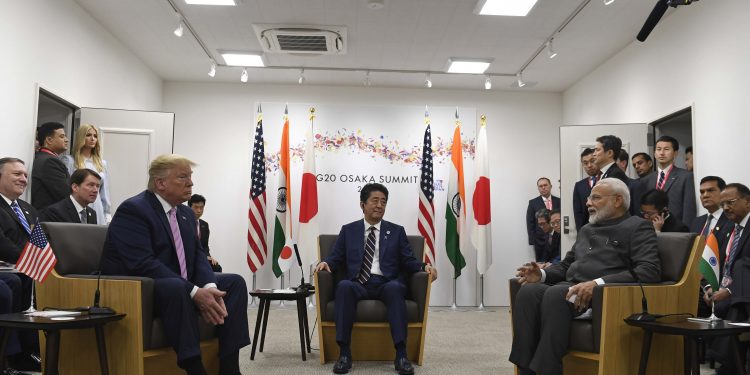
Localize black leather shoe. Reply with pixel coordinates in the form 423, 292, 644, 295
332, 355, 352, 374
7, 353, 40, 372
2, 368, 32, 375
394, 357, 414, 375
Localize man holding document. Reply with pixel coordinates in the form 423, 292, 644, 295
509, 178, 661, 375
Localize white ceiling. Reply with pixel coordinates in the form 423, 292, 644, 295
73, 0, 668, 91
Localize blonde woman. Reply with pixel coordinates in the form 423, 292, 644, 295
62, 124, 111, 224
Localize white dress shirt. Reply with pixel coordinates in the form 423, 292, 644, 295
364, 219, 384, 276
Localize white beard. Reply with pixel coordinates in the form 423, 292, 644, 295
589, 205, 615, 224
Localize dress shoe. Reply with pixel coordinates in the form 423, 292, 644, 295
2, 368, 31, 375
7, 353, 40, 372
332, 355, 352, 374
394, 357, 414, 375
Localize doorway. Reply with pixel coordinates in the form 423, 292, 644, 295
650, 107, 693, 171
35, 88, 79, 155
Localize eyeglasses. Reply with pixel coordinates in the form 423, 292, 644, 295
587, 194, 617, 202
720, 198, 741, 209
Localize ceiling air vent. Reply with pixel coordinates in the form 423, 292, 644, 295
253, 24, 347, 55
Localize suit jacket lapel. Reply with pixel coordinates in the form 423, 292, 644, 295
146, 192, 176, 250
0, 199, 29, 230
379, 221, 390, 260
663, 168, 679, 192
63, 198, 79, 223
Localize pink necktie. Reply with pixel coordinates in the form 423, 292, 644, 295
545, 199, 552, 210
168, 208, 188, 279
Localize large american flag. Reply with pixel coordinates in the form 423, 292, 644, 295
247, 109, 268, 273
15, 219, 56, 282
417, 115, 436, 265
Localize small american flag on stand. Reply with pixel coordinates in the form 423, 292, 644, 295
15, 219, 57, 282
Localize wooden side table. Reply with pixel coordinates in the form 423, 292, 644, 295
0, 312, 125, 375
625, 318, 750, 375
249, 289, 314, 361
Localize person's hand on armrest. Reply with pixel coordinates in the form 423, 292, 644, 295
566, 280, 597, 312
516, 262, 541, 285
315, 261, 331, 273
193, 287, 228, 325
424, 264, 437, 282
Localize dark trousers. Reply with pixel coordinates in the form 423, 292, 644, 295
509, 282, 577, 375
710, 301, 750, 371
153, 274, 250, 363
334, 275, 408, 349
0, 273, 37, 356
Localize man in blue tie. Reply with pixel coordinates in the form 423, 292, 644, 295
708, 183, 750, 374
0, 157, 42, 373
100, 154, 249, 375
572, 148, 599, 230
315, 183, 437, 375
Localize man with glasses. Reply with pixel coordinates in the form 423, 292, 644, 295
510, 178, 661, 375
639, 189, 689, 233
708, 183, 750, 375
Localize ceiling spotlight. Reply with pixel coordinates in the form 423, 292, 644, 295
516, 72, 526, 88
484, 76, 492, 90
364, 71, 372, 87
173, 21, 184, 37
240, 68, 248, 83
604, 0, 615, 4
208, 62, 216, 77
424, 73, 432, 88
298, 69, 305, 85
546, 40, 558, 59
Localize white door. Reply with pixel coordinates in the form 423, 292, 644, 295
559, 124, 651, 255
77, 108, 174, 214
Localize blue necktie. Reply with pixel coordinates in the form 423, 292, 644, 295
657, 171, 666, 190
10, 201, 31, 235
722, 224, 744, 287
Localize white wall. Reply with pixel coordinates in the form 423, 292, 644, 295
163, 82, 561, 306
0, 0, 163, 165
563, 0, 749, 190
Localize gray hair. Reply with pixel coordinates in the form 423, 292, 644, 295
535, 208, 551, 222
597, 177, 630, 211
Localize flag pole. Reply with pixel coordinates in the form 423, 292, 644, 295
24, 282, 36, 313
308, 265, 315, 308
451, 277, 457, 310
280, 271, 286, 307
478, 274, 485, 310
250, 274, 257, 306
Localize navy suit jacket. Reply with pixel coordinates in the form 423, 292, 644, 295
573, 177, 593, 230
0, 198, 37, 263
324, 219, 423, 282
101, 191, 216, 295
31, 150, 70, 210
725, 221, 750, 304
40, 197, 97, 224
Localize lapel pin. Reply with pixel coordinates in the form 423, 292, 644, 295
181, 216, 186, 220
386, 230, 390, 235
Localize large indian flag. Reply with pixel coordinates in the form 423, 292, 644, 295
272, 108, 294, 277
445, 119, 467, 278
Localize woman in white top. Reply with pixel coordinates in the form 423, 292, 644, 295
62, 124, 112, 224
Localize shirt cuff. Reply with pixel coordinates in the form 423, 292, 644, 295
540, 269, 546, 283
594, 278, 605, 285
189, 283, 218, 299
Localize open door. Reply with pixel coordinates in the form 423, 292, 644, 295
76, 108, 175, 214
559, 124, 651, 255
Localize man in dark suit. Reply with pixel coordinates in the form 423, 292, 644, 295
526, 177, 560, 256
0, 157, 42, 372
691, 176, 733, 317
100, 155, 249, 375
510, 178, 661, 375
40, 168, 100, 224
639, 189, 689, 233
31, 122, 70, 210
188, 194, 222, 273
631, 152, 654, 179
573, 148, 599, 230
315, 183, 437, 375
537, 210, 561, 266
708, 183, 750, 374
643, 135, 696, 226
593, 135, 641, 216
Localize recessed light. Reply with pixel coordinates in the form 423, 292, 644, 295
446, 58, 492, 74
184, 0, 236, 5
476, 0, 538, 16
220, 53, 265, 67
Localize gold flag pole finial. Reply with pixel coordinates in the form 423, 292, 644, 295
256, 103, 263, 122
455, 108, 461, 127
424, 105, 430, 126
480, 114, 487, 127
309, 107, 316, 122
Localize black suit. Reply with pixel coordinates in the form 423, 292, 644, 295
573, 177, 594, 230
657, 214, 689, 233
601, 164, 641, 215
197, 219, 221, 273
691, 212, 733, 317
526, 196, 560, 262
40, 197, 97, 224
601, 163, 628, 183
31, 150, 70, 210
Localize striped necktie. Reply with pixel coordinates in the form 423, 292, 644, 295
10, 201, 31, 234
80, 209, 87, 224
357, 226, 377, 284
168, 208, 188, 279
722, 224, 744, 287
701, 215, 713, 238
657, 171, 666, 190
